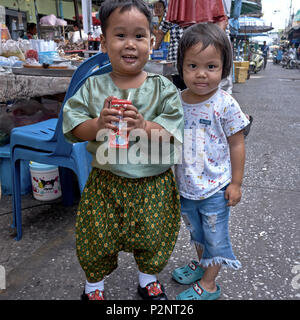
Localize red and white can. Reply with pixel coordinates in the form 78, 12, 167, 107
109, 98, 131, 148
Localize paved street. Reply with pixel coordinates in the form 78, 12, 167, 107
0, 61, 299, 300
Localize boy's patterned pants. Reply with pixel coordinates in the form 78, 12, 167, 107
75, 168, 181, 283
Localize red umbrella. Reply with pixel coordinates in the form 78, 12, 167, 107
166, 0, 226, 28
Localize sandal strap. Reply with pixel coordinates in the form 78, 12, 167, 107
87, 289, 104, 300
145, 281, 164, 297
188, 260, 199, 271
193, 282, 204, 297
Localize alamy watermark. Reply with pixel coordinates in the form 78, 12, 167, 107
95, 127, 205, 174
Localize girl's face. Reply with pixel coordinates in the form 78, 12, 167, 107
101, 7, 154, 79
182, 43, 223, 104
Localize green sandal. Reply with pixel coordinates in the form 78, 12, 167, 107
176, 282, 221, 300
172, 260, 205, 285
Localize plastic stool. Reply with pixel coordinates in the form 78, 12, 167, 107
0, 144, 31, 195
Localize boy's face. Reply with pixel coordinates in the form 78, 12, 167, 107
101, 7, 154, 77
182, 43, 223, 103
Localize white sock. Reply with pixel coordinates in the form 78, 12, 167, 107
138, 271, 157, 288
85, 279, 104, 294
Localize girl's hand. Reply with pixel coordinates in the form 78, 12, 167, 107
97, 96, 122, 131
122, 104, 146, 132
224, 183, 242, 207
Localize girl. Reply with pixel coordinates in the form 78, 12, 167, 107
172, 23, 249, 300
63, 0, 184, 300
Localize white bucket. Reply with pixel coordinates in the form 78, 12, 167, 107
29, 162, 62, 201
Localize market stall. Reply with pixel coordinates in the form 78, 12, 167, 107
230, 16, 273, 60
0, 35, 80, 102
0, 3, 87, 104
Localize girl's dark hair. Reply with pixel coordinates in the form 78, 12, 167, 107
99, 0, 153, 35
177, 23, 232, 80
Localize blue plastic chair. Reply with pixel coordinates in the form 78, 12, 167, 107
10, 52, 112, 240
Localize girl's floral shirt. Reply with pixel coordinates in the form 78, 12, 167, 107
175, 89, 249, 200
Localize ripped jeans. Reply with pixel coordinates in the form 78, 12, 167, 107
180, 187, 241, 270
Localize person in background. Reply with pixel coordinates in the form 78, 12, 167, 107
73, 22, 80, 32
288, 43, 296, 57
154, 9, 184, 90
216, 17, 233, 95
218, 0, 233, 95
261, 41, 269, 70
152, 1, 170, 47
276, 46, 283, 64
24, 23, 37, 40
69, 22, 88, 43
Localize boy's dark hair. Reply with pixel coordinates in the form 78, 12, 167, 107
99, 0, 153, 36
177, 23, 232, 80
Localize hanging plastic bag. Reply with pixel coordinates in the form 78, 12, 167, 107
1, 40, 25, 61
55, 18, 67, 26
40, 14, 57, 26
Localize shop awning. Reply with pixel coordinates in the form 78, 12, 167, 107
231, 0, 262, 15
230, 0, 263, 36
238, 16, 273, 33
165, 0, 226, 28
293, 9, 300, 23
230, 16, 273, 35
288, 24, 300, 42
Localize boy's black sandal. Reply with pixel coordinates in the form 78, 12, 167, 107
138, 280, 168, 300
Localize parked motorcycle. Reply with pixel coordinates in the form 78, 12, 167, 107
281, 51, 288, 68
281, 51, 297, 69
249, 49, 264, 73
273, 54, 279, 64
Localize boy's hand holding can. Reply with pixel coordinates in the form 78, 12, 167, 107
97, 97, 146, 148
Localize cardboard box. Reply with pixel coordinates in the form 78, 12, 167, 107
234, 61, 250, 69
234, 66, 248, 83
